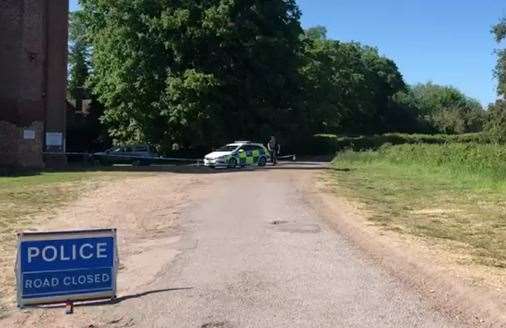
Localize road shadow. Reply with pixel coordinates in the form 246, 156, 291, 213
260, 162, 330, 171
0, 168, 42, 177
111, 287, 193, 305
36, 287, 193, 309
295, 155, 334, 162
332, 167, 354, 172
1, 160, 332, 176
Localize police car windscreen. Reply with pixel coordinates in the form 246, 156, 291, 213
217, 145, 238, 151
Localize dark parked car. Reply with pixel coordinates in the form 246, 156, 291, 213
92, 144, 158, 166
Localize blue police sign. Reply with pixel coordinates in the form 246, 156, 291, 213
16, 229, 118, 307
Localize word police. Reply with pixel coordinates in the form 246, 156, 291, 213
27, 242, 108, 263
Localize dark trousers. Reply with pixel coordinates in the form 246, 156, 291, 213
270, 151, 277, 164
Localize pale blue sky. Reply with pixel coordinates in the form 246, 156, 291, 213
70, 0, 505, 105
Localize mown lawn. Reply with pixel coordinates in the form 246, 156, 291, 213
331, 144, 506, 268
0, 172, 133, 234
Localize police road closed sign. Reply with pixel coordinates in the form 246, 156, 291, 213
16, 229, 118, 307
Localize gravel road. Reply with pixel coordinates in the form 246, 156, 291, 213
121, 163, 459, 327
1, 162, 465, 327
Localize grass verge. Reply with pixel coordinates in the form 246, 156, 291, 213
331, 144, 506, 269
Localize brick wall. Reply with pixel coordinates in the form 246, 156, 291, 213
0, 121, 44, 168
0, 0, 68, 169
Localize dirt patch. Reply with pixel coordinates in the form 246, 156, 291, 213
0, 172, 212, 327
0, 173, 136, 314
304, 172, 506, 327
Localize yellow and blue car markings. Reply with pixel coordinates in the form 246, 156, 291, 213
235, 146, 267, 167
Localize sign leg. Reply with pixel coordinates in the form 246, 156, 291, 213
65, 301, 74, 315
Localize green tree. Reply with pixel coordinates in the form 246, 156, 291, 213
305, 25, 327, 40
394, 83, 486, 134
486, 17, 506, 141
359, 46, 406, 132
67, 9, 111, 152
492, 17, 506, 97
80, 0, 305, 150
301, 28, 405, 134
68, 11, 90, 101
486, 100, 506, 142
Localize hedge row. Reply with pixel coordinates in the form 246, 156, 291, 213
309, 132, 491, 155
335, 142, 506, 180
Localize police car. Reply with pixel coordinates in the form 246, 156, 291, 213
204, 141, 270, 168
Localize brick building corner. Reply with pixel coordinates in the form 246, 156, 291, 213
0, 0, 69, 169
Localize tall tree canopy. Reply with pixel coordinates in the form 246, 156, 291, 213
75, 2, 487, 151
486, 17, 506, 142
68, 11, 90, 101
301, 27, 406, 134
67, 10, 111, 152
80, 0, 305, 150
486, 99, 506, 142
493, 17, 506, 97
394, 83, 485, 134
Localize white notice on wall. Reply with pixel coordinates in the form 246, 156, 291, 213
23, 128, 35, 140
45, 132, 63, 146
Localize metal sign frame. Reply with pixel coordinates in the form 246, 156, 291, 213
15, 228, 118, 307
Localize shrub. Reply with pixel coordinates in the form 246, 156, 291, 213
335, 142, 506, 180
309, 132, 490, 155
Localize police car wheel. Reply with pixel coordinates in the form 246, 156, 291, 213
228, 157, 237, 168
258, 156, 267, 166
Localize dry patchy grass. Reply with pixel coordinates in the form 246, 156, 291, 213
0, 171, 143, 313
332, 152, 506, 269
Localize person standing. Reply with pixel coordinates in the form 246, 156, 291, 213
267, 136, 280, 165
